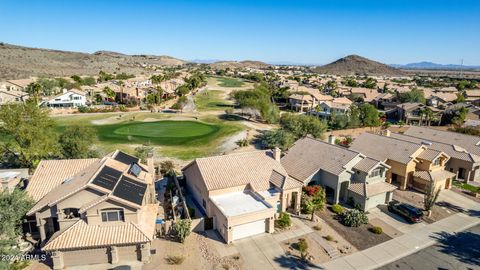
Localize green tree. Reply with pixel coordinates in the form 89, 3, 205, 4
297, 238, 309, 261
347, 105, 362, 128
172, 219, 191, 243
103, 86, 116, 100
0, 102, 59, 168
304, 187, 326, 221
359, 104, 381, 127
455, 93, 465, 103
25, 82, 43, 103
59, 125, 98, 159
261, 129, 296, 150
0, 189, 35, 270
280, 113, 327, 139
424, 184, 441, 216
398, 88, 426, 104
361, 77, 377, 89
134, 145, 153, 163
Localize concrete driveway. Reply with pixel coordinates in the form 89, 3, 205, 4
235, 234, 284, 270
368, 205, 426, 234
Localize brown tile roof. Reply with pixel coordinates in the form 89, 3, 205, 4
416, 148, 444, 162
43, 220, 150, 251
26, 159, 99, 202
183, 150, 297, 191
27, 152, 150, 216
404, 126, 480, 157
281, 137, 360, 181
350, 133, 423, 164
389, 132, 480, 163
348, 181, 396, 198
353, 157, 389, 173
413, 170, 456, 182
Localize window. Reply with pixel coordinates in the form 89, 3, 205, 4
433, 158, 441, 166
370, 168, 382, 177
101, 208, 124, 222
202, 199, 206, 209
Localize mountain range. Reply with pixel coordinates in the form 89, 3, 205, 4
391, 61, 480, 70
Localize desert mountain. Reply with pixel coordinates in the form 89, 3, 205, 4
210, 60, 270, 69
0, 43, 186, 80
314, 55, 405, 76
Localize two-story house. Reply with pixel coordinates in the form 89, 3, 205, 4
350, 132, 455, 193
25, 151, 157, 269
403, 126, 480, 182
182, 149, 303, 243
46, 89, 88, 108
281, 137, 395, 211
312, 97, 353, 119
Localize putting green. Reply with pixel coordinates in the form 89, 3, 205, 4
96, 120, 221, 146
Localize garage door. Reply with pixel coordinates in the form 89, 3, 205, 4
63, 248, 109, 266
232, 219, 266, 241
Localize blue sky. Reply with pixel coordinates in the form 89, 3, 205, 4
0, 0, 479, 65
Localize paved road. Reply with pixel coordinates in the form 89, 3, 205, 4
378, 224, 480, 270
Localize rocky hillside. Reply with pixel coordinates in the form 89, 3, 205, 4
210, 60, 270, 69
0, 43, 186, 79
314, 55, 405, 76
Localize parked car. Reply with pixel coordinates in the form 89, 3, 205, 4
387, 200, 423, 223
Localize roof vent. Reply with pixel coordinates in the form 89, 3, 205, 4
421, 140, 432, 146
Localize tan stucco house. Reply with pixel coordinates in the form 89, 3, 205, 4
350, 132, 455, 193
281, 137, 396, 211
404, 126, 480, 182
182, 149, 303, 243
25, 151, 157, 269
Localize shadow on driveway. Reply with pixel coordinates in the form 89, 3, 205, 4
273, 254, 323, 270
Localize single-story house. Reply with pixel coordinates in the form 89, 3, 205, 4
182, 149, 303, 243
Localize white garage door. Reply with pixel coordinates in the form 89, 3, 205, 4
232, 219, 266, 241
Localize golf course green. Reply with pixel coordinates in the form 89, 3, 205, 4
95, 120, 221, 145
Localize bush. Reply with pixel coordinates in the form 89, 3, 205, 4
370, 226, 383, 234
165, 255, 185, 265
276, 212, 291, 229
313, 225, 322, 231
341, 209, 368, 227
172, 219, 191, 243
236, 138, 249, 147
303, 185, 321, 196
324, 235, 334, 241
297, 238, 309, 260
331, 204, 344, 215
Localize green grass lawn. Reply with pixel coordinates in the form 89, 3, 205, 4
52, 113, 244, 160
194, 90, 233, 111
216, 77, 245, 87
453, 180, 480, 193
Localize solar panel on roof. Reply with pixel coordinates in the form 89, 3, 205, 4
129, 163, 142, 177
114, 151, 140, 165
112, 175, 147, 205
91, 166, 122, 190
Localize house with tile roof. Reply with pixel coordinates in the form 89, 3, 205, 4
281, 137, 394, 211
182, 149, 303, 243
25, 151, 157, 269
403, 126, 480, 182
0, 88, 29, 105
350, 132, 455, 193
311, 97, 353, 119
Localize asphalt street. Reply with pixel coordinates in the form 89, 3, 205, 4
378, 224, 480, 270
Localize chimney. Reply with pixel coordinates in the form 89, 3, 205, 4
328, 134, 336, 145
385, 130, 391, 137
273, 147, 281, 161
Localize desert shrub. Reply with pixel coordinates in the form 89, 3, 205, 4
236, 138, 249, 147
165, 255, 184, 265
331, 204, 344, 215
276, 212, 291, 229
172, 219, 191, 243
297, 238, 309, 260
370, 226, 383, 234
77, 105, 89, 113
341, 209, 368, 227
324, 235, 334, 241
313, 225, 322, 231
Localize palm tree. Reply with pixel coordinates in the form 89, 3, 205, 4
305, 188, 326, 221
26, 82, 43, 104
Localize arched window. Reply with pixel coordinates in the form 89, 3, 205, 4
100, 208, 125, 222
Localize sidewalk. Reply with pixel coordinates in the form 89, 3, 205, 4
321, 208, 480, 269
